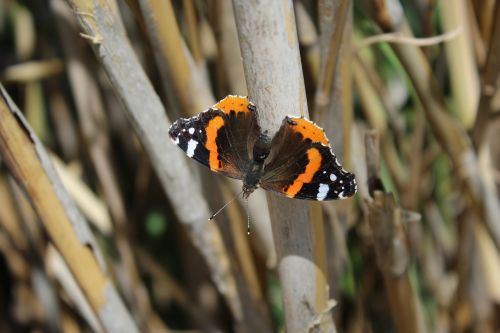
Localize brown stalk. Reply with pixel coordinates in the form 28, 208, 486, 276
295, 1, 321, 85
315, 0, 352, 162
0, 85, 139, 332
226, 178, 277, 268
183, 0, 203, 64
232, 1, 337, 331
218, 184, 274, 333
216, 0, 247, 95
365, 132, 426, 333
472, 1, 500, 147
137, 0, 214, 116
64, 0, 243, 321
315, 0, 355, 306
315, 0, 350, 120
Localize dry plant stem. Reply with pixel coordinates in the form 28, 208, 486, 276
466, 0, 487, 67
477, 0, 495, 43
52, 2, 163, 327
364, 134, 426, 333
222, 185, 263, 300
221, 186, 274, 333
137, 0, 190, 115
316, 0, 352, 160
353, 27, 463, 51
0, 85, 139, 333
232, 1, 336, 332
0, 174, 29, 252
316, 0, 354, 304
227, 178, 277, 268
316, 0, 350, 120
51, 155, 112, 234
138, 0, 215, 116
47, 245, 104, 333
217, 0, 247, 95
440, 0, 479, 128
183, 0, 202, 64
295, 1, 320, 84
472, 1, 500, 147
65, 0, 242, 320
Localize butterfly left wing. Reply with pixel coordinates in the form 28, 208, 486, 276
168, 95, 260, 179
260, 117, 356, 200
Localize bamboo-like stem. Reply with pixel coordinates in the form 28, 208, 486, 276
65, 0, 243, 320
0, 85, 139, 333
232, 1, 337, 331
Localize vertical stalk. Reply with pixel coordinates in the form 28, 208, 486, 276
232, 1, 336, 331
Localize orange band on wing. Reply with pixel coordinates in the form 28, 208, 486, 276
214, 95, 252, 114
284, 148, 322, 197
205, 116, 225, 170
290, 118, 329, 145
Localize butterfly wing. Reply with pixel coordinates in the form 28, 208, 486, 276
168, 95, 259, 179
260, 117, 356, 200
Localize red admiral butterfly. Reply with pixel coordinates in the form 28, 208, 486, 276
169, 95, 356, 201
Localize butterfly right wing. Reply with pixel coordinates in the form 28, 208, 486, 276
260, 117, 356, 200
168, 96, 259, 180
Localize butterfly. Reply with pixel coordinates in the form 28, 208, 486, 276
168, 95, 356, 201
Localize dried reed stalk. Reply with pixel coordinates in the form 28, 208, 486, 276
0, 85, 139, 333
233, 1, 337, 331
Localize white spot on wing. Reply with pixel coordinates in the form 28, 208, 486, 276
317, 183, 329, 201
338, 191, 345, 199
186, 139, 198, 157
329, 173, 337, 181
171, 136, 180, 145
188, 127, 195, 135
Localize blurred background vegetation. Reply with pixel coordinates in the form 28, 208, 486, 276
0, 0, 500, 332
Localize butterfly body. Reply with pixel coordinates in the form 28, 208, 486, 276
168, 95, 356, 201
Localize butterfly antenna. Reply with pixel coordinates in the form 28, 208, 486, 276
246, 197, 251, 235
208, 189, 244, 221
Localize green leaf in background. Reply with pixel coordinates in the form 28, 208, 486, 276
146, 211, 168, 237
